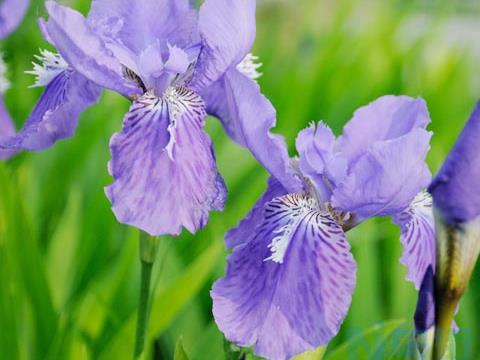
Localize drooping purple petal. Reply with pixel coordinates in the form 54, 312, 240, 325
212, 194, 356, 360
45, 1, 141, 97
226, 177, 288, 249
0, 0, 29, 39
429, 101, 480, 224
296, 122, 347, 203
88, 0, 197, 54
0, 70, 101, 159
336, 96, 430, 166
190, 0, 256, 91
106, 87, 226, 236
393, 191, 436, 290
332, 128, 432, 219
200, 68, 302, 193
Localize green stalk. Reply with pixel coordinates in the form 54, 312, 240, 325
134, 232, 159, 360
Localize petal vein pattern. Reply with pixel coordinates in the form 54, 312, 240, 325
212, 193, 356, 360
393, 191, 436, 289
106, 87, 226, 236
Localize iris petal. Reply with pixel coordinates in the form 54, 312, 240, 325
212, 193, 356, 360
0, 0, 29, 39
201, 69, 301, 192
88, 0, 197, 53
332, 128, 432, 219
190, 0, 256, 90
106, 87, 226, 236
0, 70, 101, 159
226, 177, 288, 249
429, 101, 480, 224
337, 95, 431, 166
393, 191, 436, 290
45, 1, 140, 96
296, 122, 347, 202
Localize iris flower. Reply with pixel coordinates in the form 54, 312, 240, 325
1, 0, 293, 236
0, 0, 29, 149
426, 101, 480, 359
212, 96, 436, 360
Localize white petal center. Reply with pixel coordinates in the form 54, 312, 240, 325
25, 49, 68, 88
236, 53, 262, 81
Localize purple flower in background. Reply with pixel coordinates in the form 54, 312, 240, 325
1, 0, 293, 237
429, 101, 480, 224
0, 0, 29, 154
0, 0, 28, 39
427, 101, 480, 359
212, 96, 436, 360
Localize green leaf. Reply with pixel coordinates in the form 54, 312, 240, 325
46, 189, 82, 309
325, 320, 406, 360
174, 337, 189, 360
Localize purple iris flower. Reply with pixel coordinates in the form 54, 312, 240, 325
212, 95, 436, 360
1, 0, 294, 237
0, 0, 28, 39
429, 101, 480, 224
426, 101, 480, 359
0, 0, 29, 151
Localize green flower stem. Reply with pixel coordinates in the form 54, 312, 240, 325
134, 232, 159, 360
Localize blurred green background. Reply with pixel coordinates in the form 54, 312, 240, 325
1, 0, 480, 359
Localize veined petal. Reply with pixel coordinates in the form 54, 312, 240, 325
45, 1, 141, 96
106, 86, 226, 236
89, 0, 197, 54
226, 177, 288, 249
212, 194, 356, 360
201, 69, 302, 193
190, 0, 256, 90
332, 128, 432, 219
0, 0, 29, 39
0, 70, 101, 159
393, 191, 436, 290
337, 96, 430, 166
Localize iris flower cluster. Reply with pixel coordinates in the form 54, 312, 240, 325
1, 1, 479, 360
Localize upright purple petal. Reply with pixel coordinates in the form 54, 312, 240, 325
0, 70, 101, 158
106, 87, 226, 236
190, 0, 256, 90
429, 101, 480, 224
212, 194, 356, 360
332, 128, 432, 219
337, 96, 430, 166
296, 122, 347, 203
393, 191, 436, 290
88, 0, 197, 54
201, 69, 302, 193
45, 1, 140, 96
226, 177, 288, 249
0, 0, 29, 39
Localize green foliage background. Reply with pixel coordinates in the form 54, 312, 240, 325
1, 0, 480, 359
